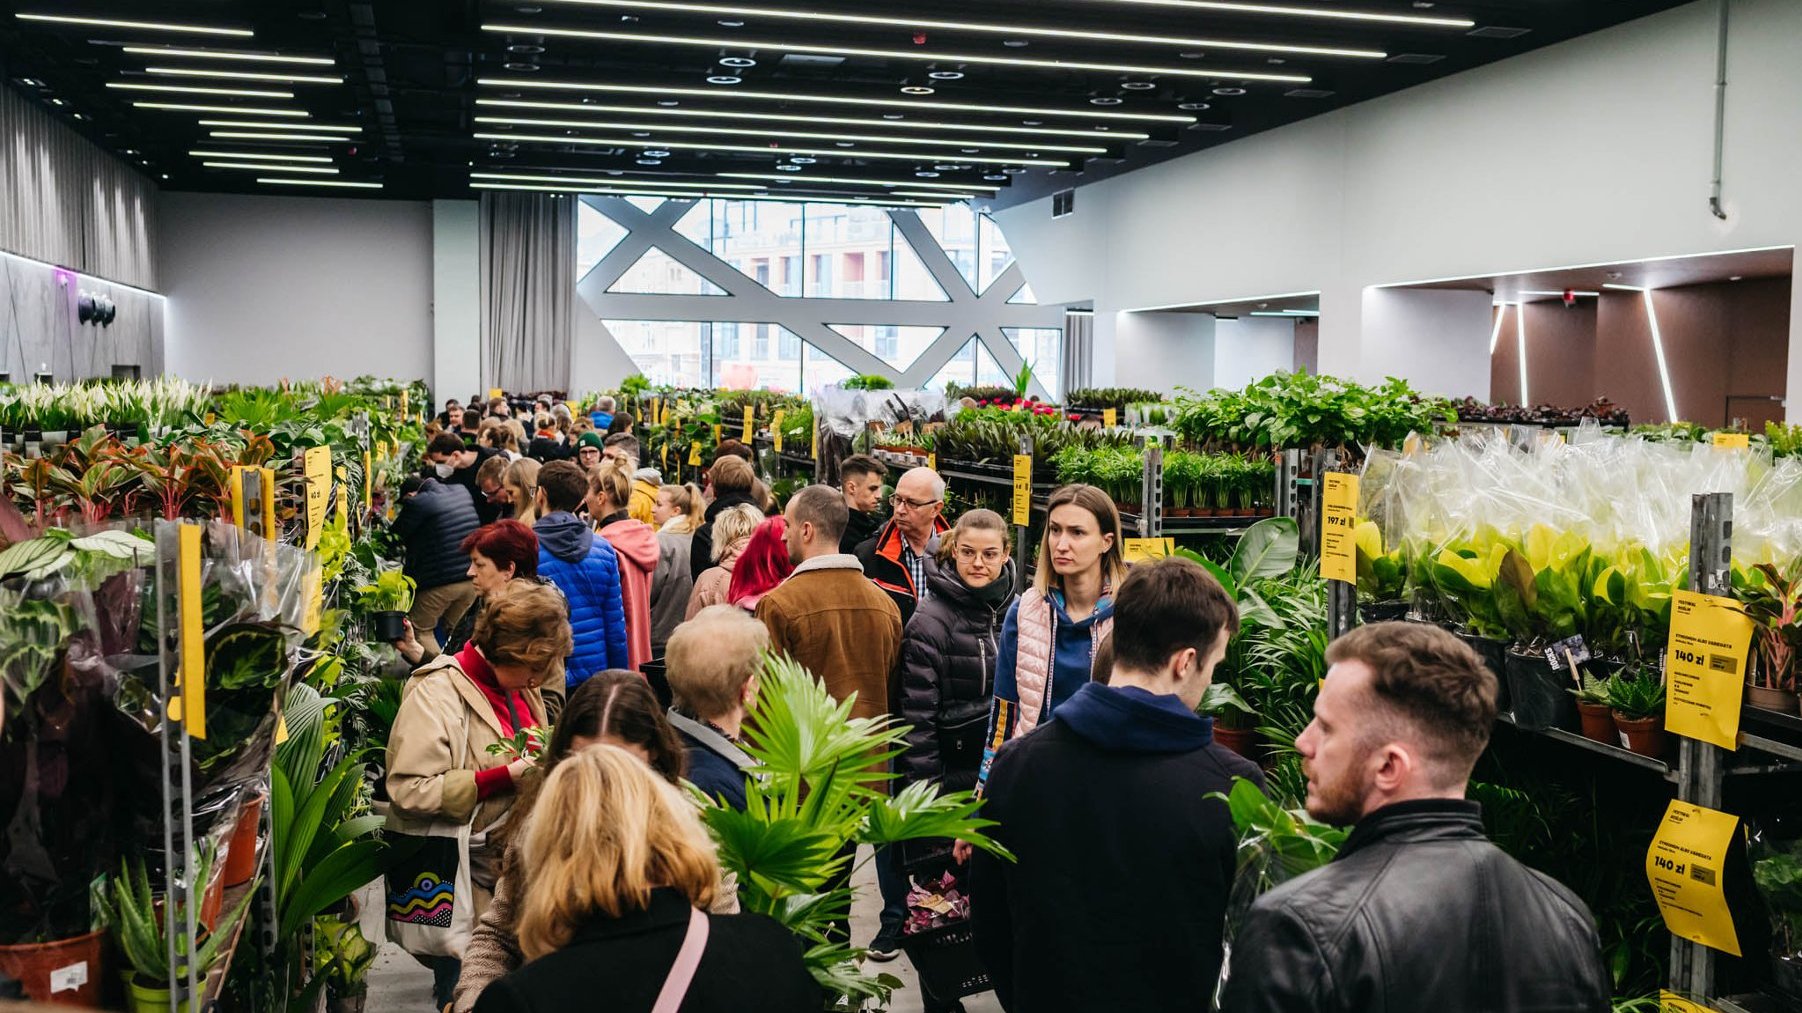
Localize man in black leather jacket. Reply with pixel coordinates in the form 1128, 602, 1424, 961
1219, 622, 1610, 1013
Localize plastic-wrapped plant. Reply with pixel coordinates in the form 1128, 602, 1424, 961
1354, 519, 1406, 603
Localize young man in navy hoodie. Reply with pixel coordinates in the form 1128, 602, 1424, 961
968, 556, 1263, 1013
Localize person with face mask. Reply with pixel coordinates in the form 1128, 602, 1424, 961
427, 431, 505, 523
1218, 622, 1610, 1013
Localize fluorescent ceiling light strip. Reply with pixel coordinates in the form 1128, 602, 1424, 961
891, 190, 977, 199
257, 177, 383, 189
146, 67, 343, 85
1602, 283, 1646, 291
1368, 245, 1795, 290
108, 82, 294, 99
1516, 300, 1528, 404
200, 119, 361, 132
480, 77, 1193, 123
1643, 290, 1679, 421
1249, 310, 1316, 317
473, 131, 1068, 166
475, 98, 1148, 140
472, 181, 943, 207
536, 0, 1385, 59
1488, 304, 1506, 354
136, 102, 310, 117
1520, 289, 1601, 297
1075, 0, 1473, 28
124, 46, 335, 66
480, 25, 1313, 83
204, 161, 339, 173
471, 171, 761, 189
212, 131, 347, 142
190, 150, 333, 162
16, 13, 253, 37
722, 172, 997, 192
474, 115, 1106, 153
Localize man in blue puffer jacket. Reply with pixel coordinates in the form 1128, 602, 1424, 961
532, 460, 629, 687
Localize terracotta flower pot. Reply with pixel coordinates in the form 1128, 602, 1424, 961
1213, 725, 1262, 761
223, 793, 265, 887
1576, 701, 1618, 745
0, 929, 106, 1005
1747, 684, 1799, 713
1613, 712, 1667, 758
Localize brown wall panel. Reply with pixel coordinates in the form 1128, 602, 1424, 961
1521, 299, 1598, 408
1490, 304, 1519, 403
1595, 291, 1674, 424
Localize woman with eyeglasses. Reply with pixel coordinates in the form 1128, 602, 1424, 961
896, 508, 1018, 795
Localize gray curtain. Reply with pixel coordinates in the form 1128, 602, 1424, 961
0, 85, 157, 290
1062, 310, 1094, 394
479, 192, 574, 392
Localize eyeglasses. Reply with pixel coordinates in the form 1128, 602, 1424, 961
891, 494, 941, 511
955, 546, 1005, 564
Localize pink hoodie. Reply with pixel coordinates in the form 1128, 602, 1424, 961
599, 516, 661, 670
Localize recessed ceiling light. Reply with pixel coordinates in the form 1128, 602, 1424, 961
706, 75, 741, 84
122, 148, 140, 154
644, 148, 671, 156
1178, 101, 1211, 110
657, 99, 679, 106
719, 56, 756, 67
717, 18, 744, 26
108, 82, 295, 99
190, 149, 334, 162
933, 164, 967, 171
1212, 86, 1246, 95
505, 62, 541, 72
480, 24, 1316, 81
135, 101, 311, 117
1002, 166, 1026, 173
204, 161, 339, 173
520, 2, 1387, 59
636, 157, 663, 164
508, 43, 546, 54
160, 173, 170, 179
790, 156, 815, 163
834, 141, 855, 147
1065, 0, 1474, 29
1268, 57, 1285, 64
256, 177, 382, 188
46, 97, 66, 106
983, 173, 1007, 180
15, 77, 44, 87
1090, 97, 1122, 106
776, 164, 802, 171
1021, 119, 1042, 125
881, 113, 903, 120
473, 115, 1105, 152
928, 71, 964, 81
15, 13, 253, 37
145, 67, 342, 84
71, 112, 90, 120
123, 46, 336, 66
631, 131, 651, 137
1179, 51, 1205, 59
1413, 1, 1436, 7
915, 171, 940, 177
1731, 275, 1744, 281
901, 85, 935, 95
1003, 39, 1029, 48
1121, 81, 1156, 90
517, 5, 544, 12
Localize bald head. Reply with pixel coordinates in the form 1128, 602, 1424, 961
893, 467, 946, 544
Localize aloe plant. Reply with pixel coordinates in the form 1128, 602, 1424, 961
1606, 667, 1665, 720
1570, 669, 1615, 705
96, 843, 255, 988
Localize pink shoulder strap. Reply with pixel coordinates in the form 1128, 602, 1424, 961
651, 907, 710, 1013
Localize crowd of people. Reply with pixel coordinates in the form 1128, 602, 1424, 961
383, 394, 1615, 1013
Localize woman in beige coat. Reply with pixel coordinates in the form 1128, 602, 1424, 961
385, 581, 572, 1011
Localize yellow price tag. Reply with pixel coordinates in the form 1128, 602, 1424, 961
928, 452, 937, 472
303, 446, 331, 550
1122, 537, 1176, 563
1646, 801, 1742, 957
1102, 408, 1117, 428
689, 442, 703, 466
743, 406, 755, 443
300, 567, 323, 635
712, 423, 723, 445
335, 465, 348, 521
488, 387, 503, 400
177, 523, 206, 739
275, 714, 289, 746
1011, 454, 1032, 526
772, 410, 785, 453
661, 440, 670, 467
810, 420, 820, 460
205, 411, 216, 427
400, 388, 409, 415
1665, 589, 1753, 750
1658, 992, 1714, 1013
1320, 473, 1358, 583
1712, 431, 1750, 449
362, 449, 373, 511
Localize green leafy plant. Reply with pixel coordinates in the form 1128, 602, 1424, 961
1739, 561, 1802, 692
1010, 359, 1035, 398
1570, 669, 1614, 705
1197, 682, 1254, 722
311, 915, 376, 1001
841, 374, 896, 391
1354, 519, 1406, 603
701, 652, 1011, 1005
0, 593, 77, 731
1212, 776, 1346, 937
97, 844, 255, 989
1605, 668, 1665, 720
353, 568, 414, 613
485, 724, 550, 761
1754, 841, 1802, 956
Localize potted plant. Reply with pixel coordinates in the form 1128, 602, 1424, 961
355, 568, 415, 642
1753, 837, 1802, 1001
313, 915, 375, 1013
1354, 519, 1408, 622
1569, 669, 1618, 745
1198, 681, 1260, 759
1163, 451, 1197, 518
96, 856, 254, 1013
1740, 561, 1802, 713
1607, 667, 1667, 758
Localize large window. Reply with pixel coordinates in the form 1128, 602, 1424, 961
604, 318, 854, 393
1005, 327, 1064, 400
926, 336, 1013, 392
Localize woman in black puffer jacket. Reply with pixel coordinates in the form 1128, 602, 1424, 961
896, 509, 1018, 793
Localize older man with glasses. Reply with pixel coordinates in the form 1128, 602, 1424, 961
853, 465, 950, 626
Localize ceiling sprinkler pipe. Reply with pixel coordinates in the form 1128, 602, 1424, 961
1709, 0, 1729, 221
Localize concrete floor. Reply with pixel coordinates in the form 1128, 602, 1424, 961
363, 848, 1005, 1013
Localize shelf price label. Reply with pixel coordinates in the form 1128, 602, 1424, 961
1712, 431, 1750, 450
811, 420, 820, 461
1123, 537, 1176, 563
1320, 472, 1358, 583
1011, 454, 1032, 526
689, 441, 703, 466
772, 410, 785, 453
362, 450, 373, 512
1646, 801, 1742, 957
175, 523, 207, 740
1665, 589, 1753, 750
1658, 992, 1715, 1012
303, 446, 331, 551
743, 406, 755, 443
1102, 408, 1117, 428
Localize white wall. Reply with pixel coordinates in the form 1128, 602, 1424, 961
160, 192, 434, 387
1359, 289, 1494, 399
994, 0, 1802, 407
1213, 316, 1297, 391
1114, 311, 1214, 392
432, 200, 481, 402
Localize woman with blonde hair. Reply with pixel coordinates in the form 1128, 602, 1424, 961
685, 502, 761, 620
647, 483, 705, 657
689, 455, 760, 581
503, 457, 540, 526
586, 457, 659, 670
385, 581, 571, 1008
470, 746, 816, 1013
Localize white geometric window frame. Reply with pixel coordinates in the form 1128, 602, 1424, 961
575, 195, 1065, 398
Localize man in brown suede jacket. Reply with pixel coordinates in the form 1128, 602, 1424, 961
756, 485, 903, 721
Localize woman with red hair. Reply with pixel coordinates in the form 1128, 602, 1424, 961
395, 519, 544, 665
726, 516, 794, 612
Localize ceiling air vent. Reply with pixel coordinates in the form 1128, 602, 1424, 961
1284, 88, 1335, 99
1386, 53, 1446, 65
1052, 188, 1075, 219
1467, 26, 1531, 39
